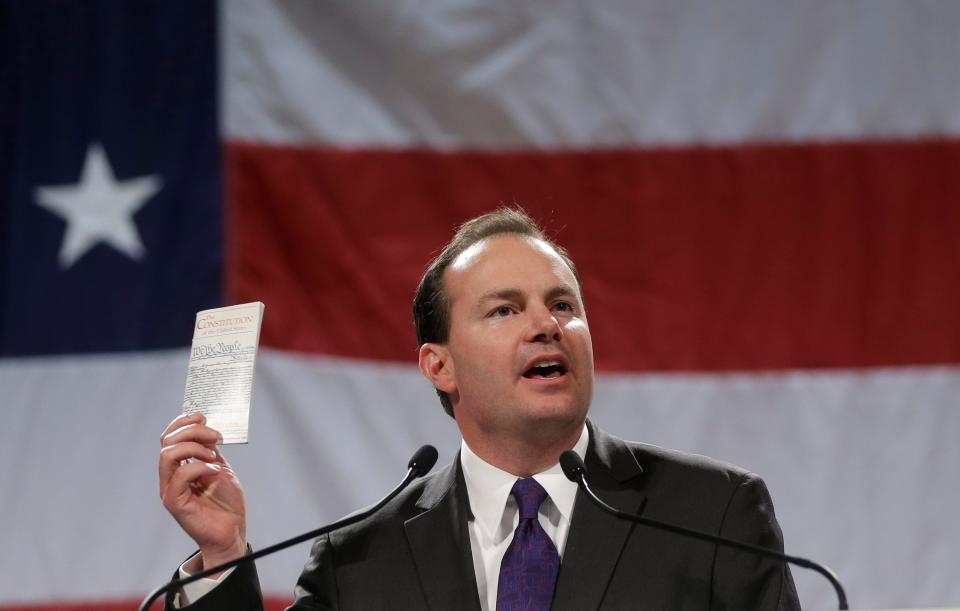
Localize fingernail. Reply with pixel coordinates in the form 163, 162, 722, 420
209, 449, 217, 459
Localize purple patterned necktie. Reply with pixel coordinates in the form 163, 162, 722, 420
496, 478, 561, 610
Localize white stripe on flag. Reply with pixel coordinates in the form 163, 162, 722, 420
223, 0, 960, 147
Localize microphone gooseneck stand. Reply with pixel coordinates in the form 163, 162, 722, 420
559, 450, 849, 610
138, 445, 439, 611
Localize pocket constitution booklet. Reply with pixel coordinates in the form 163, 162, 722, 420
181, 301, 264, 444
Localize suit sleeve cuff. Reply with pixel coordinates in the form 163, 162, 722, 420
172, 551, 238, 607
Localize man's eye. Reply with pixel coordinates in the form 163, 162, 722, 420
554, 302, 575, 313
492, 305, 513, 317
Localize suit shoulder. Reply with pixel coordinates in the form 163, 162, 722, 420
593, 428, 777, 534
592, 426, 761, 501
628, 438, 756, 483
325, 461, 456, 547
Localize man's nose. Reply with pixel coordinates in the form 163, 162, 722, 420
526, 305, 563, 343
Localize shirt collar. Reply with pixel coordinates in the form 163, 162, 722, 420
460, 424, 590, 539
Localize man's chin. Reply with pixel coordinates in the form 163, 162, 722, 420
511, 399, 587, 431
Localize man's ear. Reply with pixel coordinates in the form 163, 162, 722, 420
418, 343, 456, 394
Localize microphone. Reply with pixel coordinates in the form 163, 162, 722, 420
408, 444, 440, 477
559, 450, 849, 610
138, 444, 439, 611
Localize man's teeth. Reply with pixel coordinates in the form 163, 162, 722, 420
527, 361, 564, 378
534, 360, 560, 368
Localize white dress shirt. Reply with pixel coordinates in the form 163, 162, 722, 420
175, 552, 234, 607
461, 424, 589, 611
177, 424, 590, 609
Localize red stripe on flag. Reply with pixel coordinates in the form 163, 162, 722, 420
227, 139, 960, 371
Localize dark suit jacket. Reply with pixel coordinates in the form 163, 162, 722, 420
171, 422, 799, 610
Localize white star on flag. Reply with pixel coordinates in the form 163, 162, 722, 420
34, 142, 162, 268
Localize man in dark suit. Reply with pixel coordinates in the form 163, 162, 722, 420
159, 209, 799, 609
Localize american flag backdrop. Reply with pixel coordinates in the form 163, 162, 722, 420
2, 1, 959, 609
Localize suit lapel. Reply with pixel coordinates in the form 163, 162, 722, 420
404, 457, 483, 611
552, 422, 647, 611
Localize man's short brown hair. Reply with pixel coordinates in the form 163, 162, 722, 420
412, 207, 582, 417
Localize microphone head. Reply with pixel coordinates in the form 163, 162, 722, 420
559, 450, 586, 483
408, 445, 439, 477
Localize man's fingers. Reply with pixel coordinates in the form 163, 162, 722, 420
161, 441, 219, 467
162, 412, 204, 439
162, 420, 223, 448
159, 442, 223, 491
163, 460, 224, 504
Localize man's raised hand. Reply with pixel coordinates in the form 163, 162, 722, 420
159, 412, 247, 571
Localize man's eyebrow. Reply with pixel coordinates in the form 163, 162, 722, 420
477, 285, 578, 305
544, 284, 578, 302
477, 288, 524, 304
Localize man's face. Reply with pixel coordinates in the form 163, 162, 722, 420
435, 235, 594, 441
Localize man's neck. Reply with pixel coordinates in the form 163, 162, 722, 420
460, 421, 586, 476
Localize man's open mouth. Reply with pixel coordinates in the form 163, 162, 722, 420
522, 360, 567, 379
